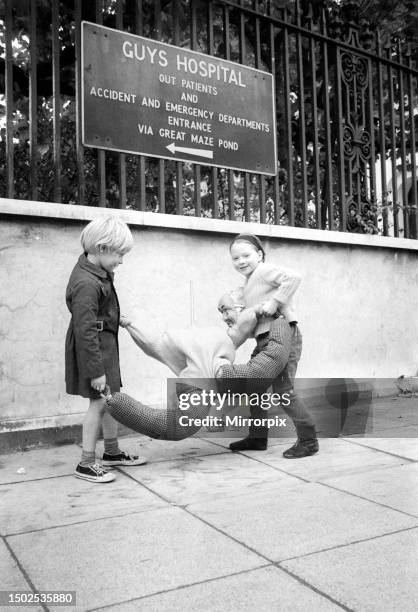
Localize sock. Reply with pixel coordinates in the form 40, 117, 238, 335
104, 438, 121, 455
80, 450, 96, 466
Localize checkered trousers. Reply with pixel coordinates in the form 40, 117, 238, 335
216, 317, 292, 394
107, 383, 209, 441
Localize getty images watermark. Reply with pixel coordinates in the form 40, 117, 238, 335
166, 377, 410, 438
177, 389, 291, 429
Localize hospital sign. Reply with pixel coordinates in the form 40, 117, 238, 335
82, 21, 277, 175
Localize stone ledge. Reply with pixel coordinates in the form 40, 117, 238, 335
1, 197, 418, 251
0, 412, 86, 435
0, 424, 139, 454
0, 425, 83, 454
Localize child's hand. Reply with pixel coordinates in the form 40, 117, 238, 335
253, 303, 265, 317
228, 309, 257, 347
260, 298, 280, 317
91, 374, 106, 392
119, 315, 132, 328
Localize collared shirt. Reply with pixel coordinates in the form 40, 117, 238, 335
77, 253, 112, 281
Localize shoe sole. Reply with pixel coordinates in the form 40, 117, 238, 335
74, 472, 115, 483
229, 447, 267, 452
102, 459, 147, 467
283, 449, 319, 459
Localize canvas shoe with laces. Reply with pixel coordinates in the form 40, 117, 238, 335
102, 450, 147, 467
74, 462, 115, 483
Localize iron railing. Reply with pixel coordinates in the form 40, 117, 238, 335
1, 0, 417, 238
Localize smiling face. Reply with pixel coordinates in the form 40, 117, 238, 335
230, 240, 263, 277
218, 295, 239, 328
218, 294, 257, 347
97, 246, 124, 274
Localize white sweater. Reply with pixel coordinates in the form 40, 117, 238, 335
240, 261, 301, 336
126, 324, 235, 380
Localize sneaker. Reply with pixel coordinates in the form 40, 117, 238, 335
102, 451, 147, 467
74, 462, 115, 483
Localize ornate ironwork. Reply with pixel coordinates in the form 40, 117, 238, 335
1, 0, 417, 238
338, 44, 376, 232
343, 126, 372, 166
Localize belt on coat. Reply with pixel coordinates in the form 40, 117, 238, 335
96, 321, 118, 334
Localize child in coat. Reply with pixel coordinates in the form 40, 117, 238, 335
65, 215, 146, 483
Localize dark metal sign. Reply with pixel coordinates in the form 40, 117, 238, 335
82, 22, 277, 175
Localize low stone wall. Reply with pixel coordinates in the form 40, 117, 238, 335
1, 199, 417, 434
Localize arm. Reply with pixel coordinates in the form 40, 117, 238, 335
260, 263, 301, 313
122, 322, 186, 375
70, 280, 104, 379
123, 322, 172, 363
226, 309, 258, 349
216, 318, 292, 393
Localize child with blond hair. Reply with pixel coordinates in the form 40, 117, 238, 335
65, 215, 146, 483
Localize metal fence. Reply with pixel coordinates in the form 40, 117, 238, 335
1, 0, 417, 238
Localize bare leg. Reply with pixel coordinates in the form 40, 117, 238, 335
82, 398, 107, 454
76, 398, 116, 483
102, 410, 119, 440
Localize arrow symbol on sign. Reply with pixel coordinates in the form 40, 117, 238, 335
166, 142, 214, 160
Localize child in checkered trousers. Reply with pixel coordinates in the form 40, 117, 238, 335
219, 233, 318, 458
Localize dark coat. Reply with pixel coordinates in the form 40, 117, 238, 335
65, 254, 122, 398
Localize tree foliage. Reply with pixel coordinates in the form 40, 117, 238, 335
0, 0, 417, 234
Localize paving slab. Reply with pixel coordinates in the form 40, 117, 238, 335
374, 400, 418, 415
332, 395, 418, 436
0, 444, 81, 484
95, 435, 226, 464
188, 482, 418, 561
0, 539, 44, 612
206, 436, 294, 451
369, 417, 418, 433
323, 463, 418, 517
92, 565, 341, 612
248, 438, 407, 482
344, 436, 418, 460
0, 471, 164, 535
281, 527, 418, 612
7, 508, 264, 611
118, 451, 301, 506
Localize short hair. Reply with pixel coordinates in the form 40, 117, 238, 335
218, 288, 246, 311
80, 215, 134, 254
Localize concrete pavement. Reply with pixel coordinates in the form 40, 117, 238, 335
1, 396, 417, 611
